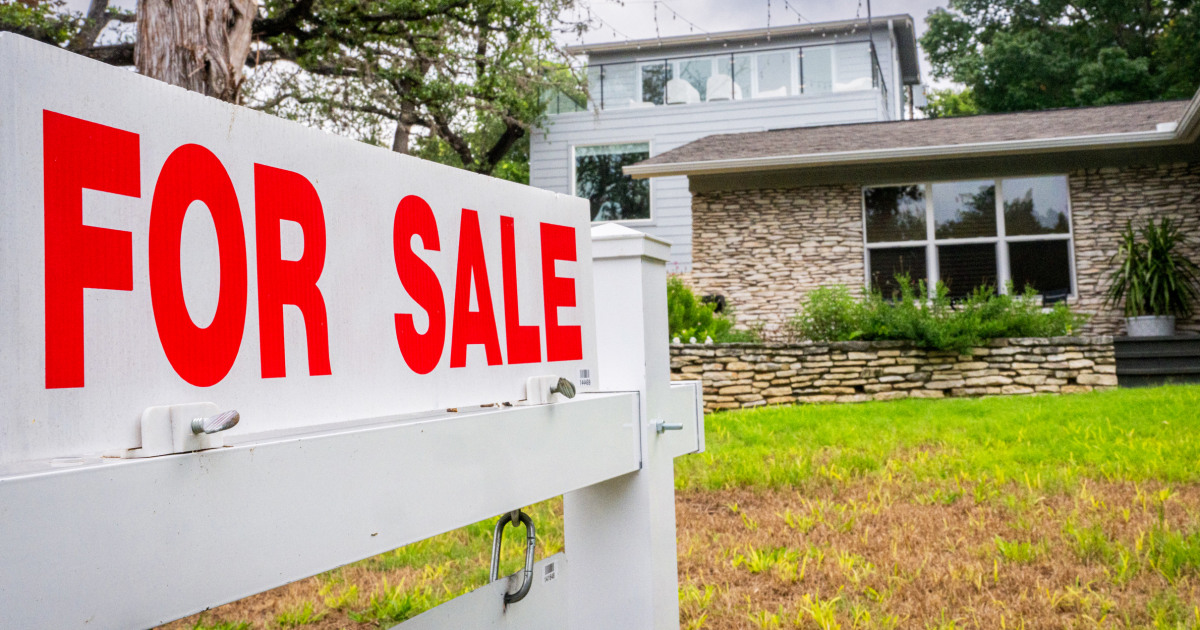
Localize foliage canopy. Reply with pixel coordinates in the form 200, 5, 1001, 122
920, 0, 1200, 113
1, 0, 588, 179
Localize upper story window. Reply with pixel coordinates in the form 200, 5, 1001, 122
582, 41, 884, 110
863, 176, 1074, 300
574, 143, 651, 222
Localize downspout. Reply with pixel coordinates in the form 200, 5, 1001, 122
888, 19, 900, 120
866, 1, 879, 120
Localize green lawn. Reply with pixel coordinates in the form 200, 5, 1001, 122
169, 385, 1200, 630
680, 384, 1200, 492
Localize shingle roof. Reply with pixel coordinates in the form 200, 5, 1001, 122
634, 99, 1190, 169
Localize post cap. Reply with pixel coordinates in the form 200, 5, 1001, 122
590, 224, 671, 262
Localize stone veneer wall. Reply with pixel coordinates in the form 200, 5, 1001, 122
687, 161, 1200, 337
687, 184, 865, 336
1068, 162, 1200, 334
669, 338, 1116, 413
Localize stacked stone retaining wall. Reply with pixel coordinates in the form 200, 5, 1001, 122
670, 337, 1117, 412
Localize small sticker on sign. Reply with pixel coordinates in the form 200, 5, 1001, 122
578, 369, 592, 386
543, 561, 556, 583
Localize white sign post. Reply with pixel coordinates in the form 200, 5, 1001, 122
0, 33, 703, 630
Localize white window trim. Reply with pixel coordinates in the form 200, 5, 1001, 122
860, 175, 1077, 299
569, 140, 655, 226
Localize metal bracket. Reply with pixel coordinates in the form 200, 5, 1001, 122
124, 403, 240, 458
519, 376, 577, 405
489, 509, 536, 605
654, 419, 684, 434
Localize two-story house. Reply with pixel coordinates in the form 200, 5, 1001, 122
531, 15, 923, 272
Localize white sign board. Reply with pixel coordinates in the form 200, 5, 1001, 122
0, 34, 597, 466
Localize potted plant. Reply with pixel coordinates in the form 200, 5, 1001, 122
1105, 218, 1200, 337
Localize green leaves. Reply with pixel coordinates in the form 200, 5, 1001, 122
790, 276, 1088, 353
787, 285, 865, 342
667, 276, 759, 343
247, 0, 585, 177
1105, 218, 1200, 318
0, 0, 79, 46
920, 0, 1199, 113
1073, 48, 1155, 106
921, 87, 980, 119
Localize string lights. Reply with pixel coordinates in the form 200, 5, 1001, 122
781, 0, 809, 24
654, 1, 711, 35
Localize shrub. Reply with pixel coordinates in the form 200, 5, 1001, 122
790, 275, 1088, 353
667, 276, 760, 343
1105, 218, 1200, 318
786, 285, 865, 341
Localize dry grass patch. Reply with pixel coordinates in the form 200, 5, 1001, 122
676, 481, 1200, 629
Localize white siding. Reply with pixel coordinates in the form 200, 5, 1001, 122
532, 90, 885, 271
532, 30, 901, 272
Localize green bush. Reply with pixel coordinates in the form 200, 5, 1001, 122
787, 285, 865, 341
667, 276, 760, 343
789, 275, 1088, 353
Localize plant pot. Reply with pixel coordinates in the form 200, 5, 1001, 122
1125, 315, 1176, 337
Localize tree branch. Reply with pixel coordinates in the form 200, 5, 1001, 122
78, 42, 134, 65
479, 123, 525, 175
67, 0, 109, 51
428, 112, 476, 168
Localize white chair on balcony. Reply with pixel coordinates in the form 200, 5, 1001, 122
705, 74, 742, 101
835, 77, 874, 92
666, 78, 701, 105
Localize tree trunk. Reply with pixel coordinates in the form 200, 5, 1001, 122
391, 101, 417, 154
135, 0, 257, 102
391, 121, 411, 154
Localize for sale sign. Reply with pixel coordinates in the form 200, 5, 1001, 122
0, 34, 598, 466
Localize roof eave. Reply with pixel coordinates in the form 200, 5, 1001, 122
565, 15, 914, 56
888, 18, 921, 85
1179, 87, 1200, 143
623, 129, 1183, 179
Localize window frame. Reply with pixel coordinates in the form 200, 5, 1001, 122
570, 140, 655, 226
860, 175, 1077, 299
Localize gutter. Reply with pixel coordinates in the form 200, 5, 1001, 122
1179, 89, 1200, 143
566, 15, 912, 55
625, 87, 1200, 180
625, 122, 1193, 180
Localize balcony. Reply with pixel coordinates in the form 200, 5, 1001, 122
545, 41, 889, 116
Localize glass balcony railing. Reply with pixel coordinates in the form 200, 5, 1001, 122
548, 41, 889, 113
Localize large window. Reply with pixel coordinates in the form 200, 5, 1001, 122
574, 143, 651, 222
585, 41, 883, 110
863, 176, 1074, 299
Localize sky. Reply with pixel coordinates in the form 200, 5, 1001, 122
565, 0, 952, 86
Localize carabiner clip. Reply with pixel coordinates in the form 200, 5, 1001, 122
489, 509, 536, 605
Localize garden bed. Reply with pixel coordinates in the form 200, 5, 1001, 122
671, 337, 1116, 412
